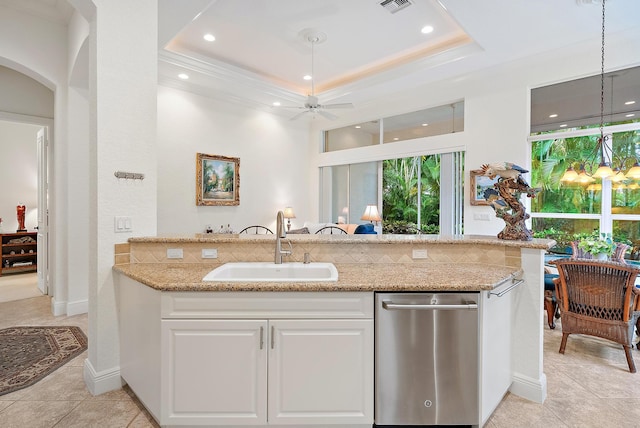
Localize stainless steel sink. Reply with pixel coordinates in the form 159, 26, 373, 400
203, 262, 338, 282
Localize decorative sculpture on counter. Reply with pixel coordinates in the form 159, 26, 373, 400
478, 163, 540, 241
16, 204, 26, 232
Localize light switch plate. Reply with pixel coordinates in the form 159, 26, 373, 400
412, 249, 428, 259
202, 249, 218, 259
114, 216, 133, 233
474, 212, 491, 221
167, 248, 183, 259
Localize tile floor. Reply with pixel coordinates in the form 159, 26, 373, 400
1, 293, 639, 427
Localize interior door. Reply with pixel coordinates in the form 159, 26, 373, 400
36, 127, 48, 295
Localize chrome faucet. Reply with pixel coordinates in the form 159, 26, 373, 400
275, 210, 292, 264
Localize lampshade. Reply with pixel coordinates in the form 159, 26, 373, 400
283, 207, 296, 219
361, 205, 381, 222
560, 166, 579, 183
625, 161, 640, 179
592, 162, 614, 179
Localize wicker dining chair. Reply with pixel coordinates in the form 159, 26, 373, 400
550, 259, 640, 373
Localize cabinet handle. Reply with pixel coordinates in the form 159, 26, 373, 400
271, 326, 275, 349
259, 326, 264, 350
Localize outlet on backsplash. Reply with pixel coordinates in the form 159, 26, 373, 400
412, 249, 428, 259
167, 248, 183, 259
201, 249, 218, 259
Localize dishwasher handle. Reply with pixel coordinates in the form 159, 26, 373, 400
382, 301, 478, 311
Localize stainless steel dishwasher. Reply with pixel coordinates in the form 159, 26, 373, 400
375, 292, 479, 427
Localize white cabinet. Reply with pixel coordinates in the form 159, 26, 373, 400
268, 319, 373, 425
161, 320, 268, 425
161, 318, 373, 426
116, 285, 375, 427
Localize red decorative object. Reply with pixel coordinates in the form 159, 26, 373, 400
16, 204, 26, 232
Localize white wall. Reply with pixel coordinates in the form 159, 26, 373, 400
64, 10, 91, 316
0, 120, 39, 232
82, 0, 158, 395
157, 86, 312, 234
0, 66, 54, 118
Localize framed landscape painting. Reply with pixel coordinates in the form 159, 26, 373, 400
196, 153, 240, 206
469, 170, 498, 206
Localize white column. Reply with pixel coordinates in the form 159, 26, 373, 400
510, 247, 547, 403
83, 0, 158, 395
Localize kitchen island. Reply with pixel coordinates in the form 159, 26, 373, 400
113, 234, 553, 427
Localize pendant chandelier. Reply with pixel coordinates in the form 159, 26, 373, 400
560, 0, 640, 185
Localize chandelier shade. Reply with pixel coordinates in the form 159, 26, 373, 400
559, 0, 639, 186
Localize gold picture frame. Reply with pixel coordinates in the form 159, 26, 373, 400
469, 170, 498, 206
196, 153, 240, 206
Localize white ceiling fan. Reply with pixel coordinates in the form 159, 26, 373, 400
282, 32, 354, 121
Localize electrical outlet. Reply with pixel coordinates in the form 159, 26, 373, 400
167, 248, 183, 259
412, 249, 428, 259
202, 249, 218, 259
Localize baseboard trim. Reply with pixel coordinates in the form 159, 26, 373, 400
51, 297, 66, 316
83, 359, 123, 396
67, 299, 88, 315
510, 371, 547, 403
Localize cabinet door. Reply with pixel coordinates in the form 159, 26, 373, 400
268, 319, 373, 425
161, 319, 268, 425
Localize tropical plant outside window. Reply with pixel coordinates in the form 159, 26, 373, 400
382, 155, 440, 234
530, 128, 640, 258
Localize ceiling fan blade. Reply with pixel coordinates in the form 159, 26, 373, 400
317, 110, 338, 120
289, 110, 311, 121
321, 103, 354, 109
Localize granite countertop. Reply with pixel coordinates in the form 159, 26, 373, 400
113, 262, 523, 292
126, 234, 555, 249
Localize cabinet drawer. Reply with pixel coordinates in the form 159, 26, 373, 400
161, 291, 373, 319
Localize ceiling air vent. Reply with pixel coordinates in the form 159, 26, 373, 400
379, 0, 413, 14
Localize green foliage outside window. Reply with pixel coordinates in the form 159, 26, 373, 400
531, 130, 640, 258
382, 155, 440, 234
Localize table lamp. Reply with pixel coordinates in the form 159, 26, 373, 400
361, 205, 381, 224
283, 207, 296, 231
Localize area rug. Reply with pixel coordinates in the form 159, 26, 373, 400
0, 326, 87, 396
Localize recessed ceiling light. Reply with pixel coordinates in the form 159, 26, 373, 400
626, 113, 635, 117
272, 102, 281, 107
625, 100, 636, 105
355, 125, 361, 129
549, 113, 558, 118
421, 25, 434, 34
560, 124, 567, 128
178, 73, 189, 80
303, 75, 312, 81
203, 34, 215, 42
393, 137, 399, 141
421, 123, 428, 127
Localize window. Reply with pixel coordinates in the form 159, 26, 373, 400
319, 162, 378, 225
529, 66, 640, 255
320, 151, 463, 234
323, 101, 464, 153
382, 155, 440, 234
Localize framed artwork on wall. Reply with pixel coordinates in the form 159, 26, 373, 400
469, 170, 498, 206
196, 153, 240, 206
